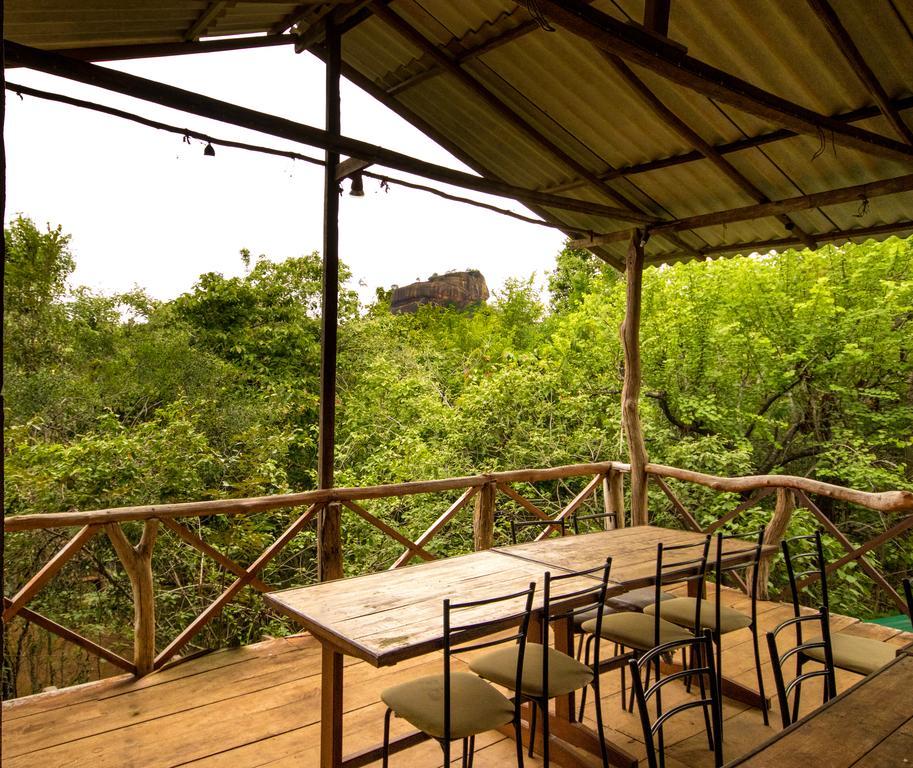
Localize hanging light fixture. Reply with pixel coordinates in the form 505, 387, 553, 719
350, 171, 365, 197
203, 142, 215, 157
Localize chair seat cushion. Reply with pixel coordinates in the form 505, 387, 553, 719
644, 597, 752, 634
381, 671, 515, 740
573, 605, 620, 628
804, 631, 897, 676
469, 643, 594, 698
607, 586, 673, 612
581, 611, 693, 651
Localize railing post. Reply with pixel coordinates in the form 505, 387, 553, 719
604, 470, 625, 529
473, 482, 496, 551
755, 488, 794, 599
318, 501, 343, 582
106, 520, 158, 675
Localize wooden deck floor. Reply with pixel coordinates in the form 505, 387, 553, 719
3, 589, 911, 768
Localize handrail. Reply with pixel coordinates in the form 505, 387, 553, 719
3, 460, 911, 686
5, 460, 912, 532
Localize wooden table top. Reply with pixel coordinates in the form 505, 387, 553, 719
496, 525, 767, 587
726, 654, 913, 767
266, 526, 738, 668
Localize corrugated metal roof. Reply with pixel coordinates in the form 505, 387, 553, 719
4, 0, 913, 266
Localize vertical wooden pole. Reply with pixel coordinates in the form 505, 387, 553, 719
605, 469, 625, 529
621, 231, 649, 526
473, 482, 496, 550
106, 520, 158, 675
754, 489, 795, 598
320, 644, 344, 768
317, 14, 342, 583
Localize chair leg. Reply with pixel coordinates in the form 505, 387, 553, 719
576, 631, 585, 661
443, 738, 451, 767
750, 624, 769, 726
382, 708, 393, 768
541, 699, 550, 768
694, 643, 714, 752
578, 635, 594, 720
792, 657, 804, 724
462, 737, 469, 768
514, 711, 525, 768
591, 673, 610, 768
467, 736, 475, 768
528, 701, 537, 757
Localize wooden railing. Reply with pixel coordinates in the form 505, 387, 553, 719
4, 461, 912, 680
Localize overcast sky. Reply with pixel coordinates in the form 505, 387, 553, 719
4, 44, 566, 304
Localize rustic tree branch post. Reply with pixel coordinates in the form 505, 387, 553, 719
473, 481, 496, 550
621, 231, 649, 526
754, 489, 795, 598
604, 470, 625, 528
106, 520, 158, 675
317, 14, 342, 584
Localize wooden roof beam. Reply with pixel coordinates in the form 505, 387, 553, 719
807, 0, 913, 146
642, 0, 671, 37
607, 54, 818, 249
290, 1, 375, 51
183, 1, 234, 42
4, 40, 647, 224
535, 0, 913, 164
646, 220, 913, 264
569, 172, 913, 247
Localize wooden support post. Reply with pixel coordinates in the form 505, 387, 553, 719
320, 644, 344, 768
755, 489, 794, 599
473, 481, 496, 551
106, 520, 159, 675
318, 502, 343, 582
608, 469, 625, 528
621, 232, 649, 526
317, 14, 342, 583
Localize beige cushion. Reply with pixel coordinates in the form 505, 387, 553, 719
381, 671, 514, 740
469, 642, 594, 698
581, 611, 693, 651
644, 597, 752, 634
804, 631, 897, 676
607, 587, 673, 612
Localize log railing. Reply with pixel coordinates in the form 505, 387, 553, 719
4, 461, 912, 680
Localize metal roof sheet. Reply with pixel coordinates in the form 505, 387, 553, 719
4, 0, 912, 266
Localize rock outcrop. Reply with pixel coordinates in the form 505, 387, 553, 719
390, 270, 489, 314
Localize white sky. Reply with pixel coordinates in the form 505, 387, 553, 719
4, 45, 566, 304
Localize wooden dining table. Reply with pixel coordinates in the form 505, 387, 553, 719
265, 525, 768, 768
726, 653, 913, 767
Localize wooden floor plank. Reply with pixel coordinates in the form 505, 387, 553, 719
4, 589, 911, 768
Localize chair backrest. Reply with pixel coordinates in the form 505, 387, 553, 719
765, 606, 837, 728
653, 536, 712, 646
572, 510, 617, 535
541, 558, 613, 673
629, 630, 722, 768
781, 530, 829, 616
509, 517, 565, 544
711, 527, 766, 624
443, 582, 536, 743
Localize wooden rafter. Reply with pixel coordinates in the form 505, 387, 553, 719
606, 54, 818, 250
4, 41, 648, 225
535, 0, 913, 164
807, 0, 913, 146
290, 0, 375, 51
183, 1, 235, 42
642, 0, 671, 36
569, 172, 913, 247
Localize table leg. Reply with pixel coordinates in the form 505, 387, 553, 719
321, 644, 344, 768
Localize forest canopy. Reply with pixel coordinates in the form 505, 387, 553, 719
4, 215, 912, 695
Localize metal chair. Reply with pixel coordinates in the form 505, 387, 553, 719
509, 517, 565, 544
766, 605, 837, 728
629, 629, 723, 768
470, 559, 615, 768
782, 531, 908, 682
380, 582, 536, 768
571, 509, 618, 534
645, 528, 769, 725
579, 535, 711, 715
